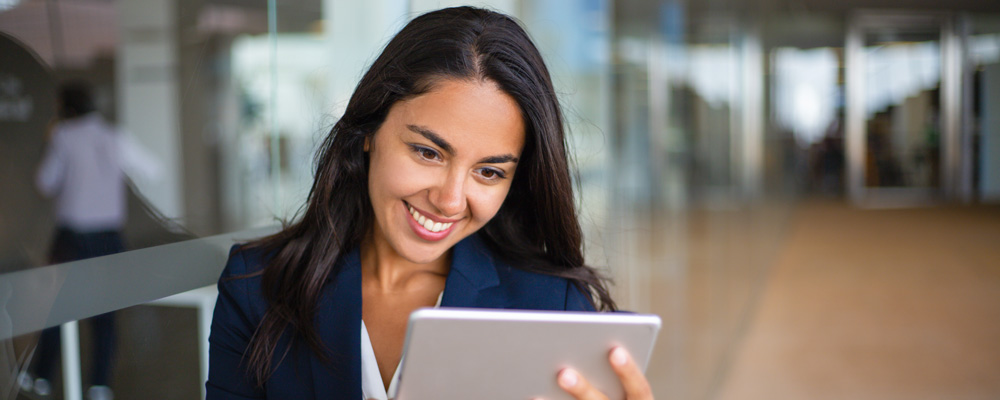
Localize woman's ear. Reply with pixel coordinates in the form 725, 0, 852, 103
363, 136, 371, 152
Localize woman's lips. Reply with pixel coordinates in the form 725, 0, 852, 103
404, 202, 456, 241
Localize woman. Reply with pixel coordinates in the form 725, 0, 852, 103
207, 7, 654, 400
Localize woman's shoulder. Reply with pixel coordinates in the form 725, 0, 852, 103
493, 264, 596, 312
457, 234, 596, 312
219, 243, 270, 277
215, 243, 271, 318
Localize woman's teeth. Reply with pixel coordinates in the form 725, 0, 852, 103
408, 205, 453, 233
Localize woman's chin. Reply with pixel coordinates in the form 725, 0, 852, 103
397, 235, 463, 265
402, 254, 445, 266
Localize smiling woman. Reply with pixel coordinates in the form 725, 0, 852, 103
206, 6, 651, 400
366, 79, 524, 264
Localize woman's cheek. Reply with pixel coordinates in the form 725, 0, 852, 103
469, 186, 508, 225
373, 154, 422, 196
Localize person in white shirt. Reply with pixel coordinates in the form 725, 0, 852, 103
29, 81, 156, 400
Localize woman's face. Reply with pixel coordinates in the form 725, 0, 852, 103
366, 78, 525, 265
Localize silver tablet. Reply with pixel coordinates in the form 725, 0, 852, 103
395, 308, 661, 400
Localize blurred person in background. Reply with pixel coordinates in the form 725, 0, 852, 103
22, 81, 159, 400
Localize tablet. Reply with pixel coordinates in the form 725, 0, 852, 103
395, 308, 661, 400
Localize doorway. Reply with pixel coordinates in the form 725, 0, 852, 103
845, 12, 962, 206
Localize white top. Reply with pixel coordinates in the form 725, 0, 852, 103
361, 292, 443, 400
35, 113, 160, 231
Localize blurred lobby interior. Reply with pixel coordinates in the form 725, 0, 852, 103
1, 0, 1000, 399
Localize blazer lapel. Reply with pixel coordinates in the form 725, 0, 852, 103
311, 249, 363, 400
441, 234, 507, 308
308, 234, 504, 399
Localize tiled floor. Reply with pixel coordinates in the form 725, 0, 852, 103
715, 201, 1000, 399
14, 305, 201, 400
632, 202, 793, 400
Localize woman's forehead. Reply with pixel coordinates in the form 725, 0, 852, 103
386, 79, 525, 157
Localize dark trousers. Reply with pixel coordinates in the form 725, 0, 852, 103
34, 227, 125, 387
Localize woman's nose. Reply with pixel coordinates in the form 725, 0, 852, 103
429, 170, 467, 217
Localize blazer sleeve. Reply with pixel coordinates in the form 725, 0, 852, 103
206, 245, 267, 399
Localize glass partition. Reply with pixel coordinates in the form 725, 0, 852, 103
1, 1, 276, 399
845, 12, 963, 206
969, 15, 1000, 202
862, 29, 943, 190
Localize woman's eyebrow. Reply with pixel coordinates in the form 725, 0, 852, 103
407, 124, 454, 155
479, 154, 519, 164
406, 124, 518, 164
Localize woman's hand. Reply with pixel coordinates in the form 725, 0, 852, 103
555, 347, 654, 400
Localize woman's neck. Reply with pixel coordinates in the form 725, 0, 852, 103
359, 233, 450, 293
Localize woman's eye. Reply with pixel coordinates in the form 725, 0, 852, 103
478, 168, 507, 181
411, 145, 440, 161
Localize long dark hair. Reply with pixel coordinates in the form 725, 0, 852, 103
242, 6, 616, 384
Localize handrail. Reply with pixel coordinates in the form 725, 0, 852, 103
0, 226, 278, 340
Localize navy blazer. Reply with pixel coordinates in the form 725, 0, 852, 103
206, 234, 595, 400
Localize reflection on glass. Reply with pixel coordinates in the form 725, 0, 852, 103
773, 47, 840, 146
969, 24, 1000, 201
229, 33, 330, 228
863, 32, 942, 188
1, 1, 270, 399
772, 46, 845, 194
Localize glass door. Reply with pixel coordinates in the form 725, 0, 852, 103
846, 12, 962, 206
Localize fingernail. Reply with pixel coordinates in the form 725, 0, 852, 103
611, 347, 628, 366
559, 369, 578, 388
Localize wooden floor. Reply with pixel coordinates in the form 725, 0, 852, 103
714, 201, 1000, 399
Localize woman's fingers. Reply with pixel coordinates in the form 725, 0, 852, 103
554, 348, 654, 400
608, 347, 654, 400
557, 368, 608, 400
